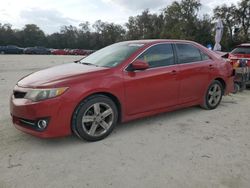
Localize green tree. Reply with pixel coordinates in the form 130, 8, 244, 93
125, 10, 163, 40
20, 24, 46, 47
0, 24, 17, 45
162, 0, 201, 40
92, 20, 125, 49
236, 0, 250, 41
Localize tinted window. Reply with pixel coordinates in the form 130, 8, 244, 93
231, 47, 250, 55
176, 44, 202, 64
137, 44, 174, 68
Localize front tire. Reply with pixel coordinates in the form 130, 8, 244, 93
72, 95, 118, 141
201, 80, 223, 110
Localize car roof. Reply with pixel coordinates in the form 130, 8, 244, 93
119, 39, 221, 60
121, 39, 196, 45
237, 43, 250, 47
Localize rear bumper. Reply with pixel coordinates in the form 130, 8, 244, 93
225, 76, 235, 95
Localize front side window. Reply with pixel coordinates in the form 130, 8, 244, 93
176, 43, 202, 64
137, 43, 174, 68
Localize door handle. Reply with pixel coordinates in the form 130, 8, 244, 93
170, 70, 177, 75
209, 64, 214, 70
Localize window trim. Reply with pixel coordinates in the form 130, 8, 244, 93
124, 42, 177, 72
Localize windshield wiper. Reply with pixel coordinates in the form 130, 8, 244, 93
80, 62, 99, 67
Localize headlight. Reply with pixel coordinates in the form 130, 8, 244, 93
24, 87, 68, 102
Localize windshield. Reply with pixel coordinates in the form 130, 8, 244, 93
231, 47, 250, 55
80, 42, 144, 67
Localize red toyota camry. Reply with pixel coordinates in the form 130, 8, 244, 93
10, 40, 234, 141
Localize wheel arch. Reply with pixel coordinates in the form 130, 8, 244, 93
214, 77, 226, 94
73, 91, 122, 124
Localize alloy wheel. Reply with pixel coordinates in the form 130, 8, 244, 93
207, 83, 222, 107
82, 102, 114, 137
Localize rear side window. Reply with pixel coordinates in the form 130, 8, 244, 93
137, 44, 174, 68
176, 44, 202, 64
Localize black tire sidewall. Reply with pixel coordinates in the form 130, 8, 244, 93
205, 80, 223, 110
73, 95, 118, 141
233, 83, 240, 94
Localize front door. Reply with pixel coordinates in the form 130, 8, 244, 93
123, 43, 180, 115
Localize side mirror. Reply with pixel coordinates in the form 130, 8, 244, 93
128, 60, 149, 71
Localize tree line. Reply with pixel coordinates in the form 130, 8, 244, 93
0, 0, 249, 51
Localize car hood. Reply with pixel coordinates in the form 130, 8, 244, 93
17, 63, 108, 88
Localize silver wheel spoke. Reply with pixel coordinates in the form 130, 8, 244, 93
82, 116, 95, 123
213, 85, 218, 92
208, 83, 222, 106
215, 91, 221, 96
209, 97, 214, 104
89, 122, 98, 136
101, 109, 112, 119
94, 103, 100, 115
99, 121, 110, 130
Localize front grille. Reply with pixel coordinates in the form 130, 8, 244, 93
13, 91, 26, 98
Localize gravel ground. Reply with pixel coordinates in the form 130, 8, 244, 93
0, 55, 250, 188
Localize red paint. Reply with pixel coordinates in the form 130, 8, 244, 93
51, 49, 68, 55
229, 43, 250, 67
10, 40, 234, 138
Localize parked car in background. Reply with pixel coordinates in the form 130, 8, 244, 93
68, 49, 76, 55
0, 45, 23, 54
228, 43, 250, 68
85, 50, 95, 55
24, 46, 51, 54
72, 49, 84, 55
0, 46, 5, 54
68, 49, 95, 56
10, 40, 234, 141
51, 49, 68, 55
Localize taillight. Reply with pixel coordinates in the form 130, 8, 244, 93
233, 61, 240, 69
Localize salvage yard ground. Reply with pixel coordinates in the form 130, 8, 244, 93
0, 55, 250, 188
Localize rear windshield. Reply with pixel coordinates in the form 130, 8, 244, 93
231, 47, 250, 55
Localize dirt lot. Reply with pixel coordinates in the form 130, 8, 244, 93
0, 55, 250, 188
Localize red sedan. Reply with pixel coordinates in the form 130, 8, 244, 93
228, 43, 250, 68
51, 49, 69, 55
10, 40, 234, 141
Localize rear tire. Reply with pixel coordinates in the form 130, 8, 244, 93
232, 83, 240, 94
201, 80, 223, 110
72, 95, 118, 141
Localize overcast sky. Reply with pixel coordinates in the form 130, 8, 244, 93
0, 0, 240, 34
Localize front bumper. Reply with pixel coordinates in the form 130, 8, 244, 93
10, 89, 73, 138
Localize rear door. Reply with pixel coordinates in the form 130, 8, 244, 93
123, 43, 180, 115
174, 43, 213, 103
